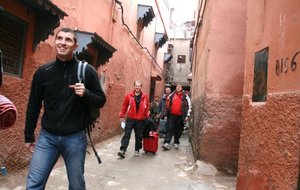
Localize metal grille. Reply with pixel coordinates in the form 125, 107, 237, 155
177, 55, 186, 63
0, 12, 26, 76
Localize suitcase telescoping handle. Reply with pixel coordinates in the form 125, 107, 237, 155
148, 131, 158, 139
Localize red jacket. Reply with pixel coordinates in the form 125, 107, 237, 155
166, 91, 192, 118
169, 92, 183, 115
119, 91, 149, 120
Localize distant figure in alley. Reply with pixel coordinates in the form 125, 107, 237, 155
24, 27, 106, 189
118, 80, 149, 158
162, 83, 192, 150
158, 86, 172, 137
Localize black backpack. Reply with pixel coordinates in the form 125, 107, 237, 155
78, 61, 102, 164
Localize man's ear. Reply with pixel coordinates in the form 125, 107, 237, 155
74, 43, 79, 50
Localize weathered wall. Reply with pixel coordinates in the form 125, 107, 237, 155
190, 0, 246, 174
237, 0, 300, 189
0, 0, 167, 173
191, 96, 242, 173
168, 38, 192, 86
0, 0, 51, 172
237, 94, 300, 189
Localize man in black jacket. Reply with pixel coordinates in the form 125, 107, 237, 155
24, 28, 106, 190
162, 83, 191, 150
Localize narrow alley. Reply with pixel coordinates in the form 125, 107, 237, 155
0, 132, 236, 190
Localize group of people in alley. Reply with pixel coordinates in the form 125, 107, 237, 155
23, 27, 192, 189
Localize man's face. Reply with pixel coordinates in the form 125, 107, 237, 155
154, 96, 160, 102
176, 84, 182, 92
165, 87, 171, 95
55, 31, 78, 61
134, 82, 142, 93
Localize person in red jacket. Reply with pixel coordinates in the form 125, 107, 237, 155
162, 83, 192, 150
118, 80, 149, 158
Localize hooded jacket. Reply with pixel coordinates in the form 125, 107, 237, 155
119, 91, 149, 120
24, 57, 106, 142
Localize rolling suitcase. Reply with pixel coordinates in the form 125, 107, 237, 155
143, 131, 159, 154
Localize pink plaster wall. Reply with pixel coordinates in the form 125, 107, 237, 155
237, 1, 300, 189
0, 0, 47, 172
190, 0, 246, 173
0, 0, 166, 173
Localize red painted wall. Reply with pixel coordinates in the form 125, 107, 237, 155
237, 1, 300, 189
0, 0, 47, 172
191, 0, 246, 174
0, 0, 167, 173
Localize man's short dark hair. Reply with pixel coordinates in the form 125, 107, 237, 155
55, 27, 77, 44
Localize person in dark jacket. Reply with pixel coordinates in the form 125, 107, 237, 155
118, 80, 149, 158
162, 83, 191, 150
24, 27, 106, 190
158, 86, 171, 137
150, 95, 160, 128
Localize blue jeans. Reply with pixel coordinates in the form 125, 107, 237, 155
26, 129, 87, 190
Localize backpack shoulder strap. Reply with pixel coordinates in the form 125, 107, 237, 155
77, 61, 88, 83
87, 128, 102, 164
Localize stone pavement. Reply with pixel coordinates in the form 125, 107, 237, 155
0, 132, 236, 190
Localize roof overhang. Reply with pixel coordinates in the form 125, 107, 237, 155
137, 4, 155, 28
151, 71, 162, 81
75, 30, 117, 68
19, 0, 67, 50
155, 32, 168, 48
164, 53, 173, 63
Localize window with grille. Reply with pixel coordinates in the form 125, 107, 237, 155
252, 47, 268, 102
168, 44, 173, 54
0, 11, 27, 77
177, 55, 186, 63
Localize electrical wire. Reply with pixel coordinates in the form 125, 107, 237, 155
115, 0, 164, 73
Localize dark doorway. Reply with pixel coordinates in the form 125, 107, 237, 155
150, 78, 156, 101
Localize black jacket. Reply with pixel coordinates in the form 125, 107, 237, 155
24, 57, 106, 142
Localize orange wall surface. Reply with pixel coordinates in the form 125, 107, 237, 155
237, 0, 300, 189
0, 0, 167, 173
191, 0, 246, 174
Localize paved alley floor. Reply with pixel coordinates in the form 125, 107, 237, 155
0, 132, 236, 190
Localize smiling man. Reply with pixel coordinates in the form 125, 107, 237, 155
118, 80, 149, 158
24, 28, 106, 189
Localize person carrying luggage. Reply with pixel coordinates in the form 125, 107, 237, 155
118, 80, 149, 158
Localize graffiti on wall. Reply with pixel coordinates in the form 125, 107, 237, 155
276, 51, 299, 75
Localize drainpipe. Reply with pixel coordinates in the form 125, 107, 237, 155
191, 0, 207, 76
114, 0, 164, 73
154, 0, 167, 35
191, 0, 207, 50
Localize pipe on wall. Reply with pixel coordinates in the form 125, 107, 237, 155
114, 0, 164, 73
